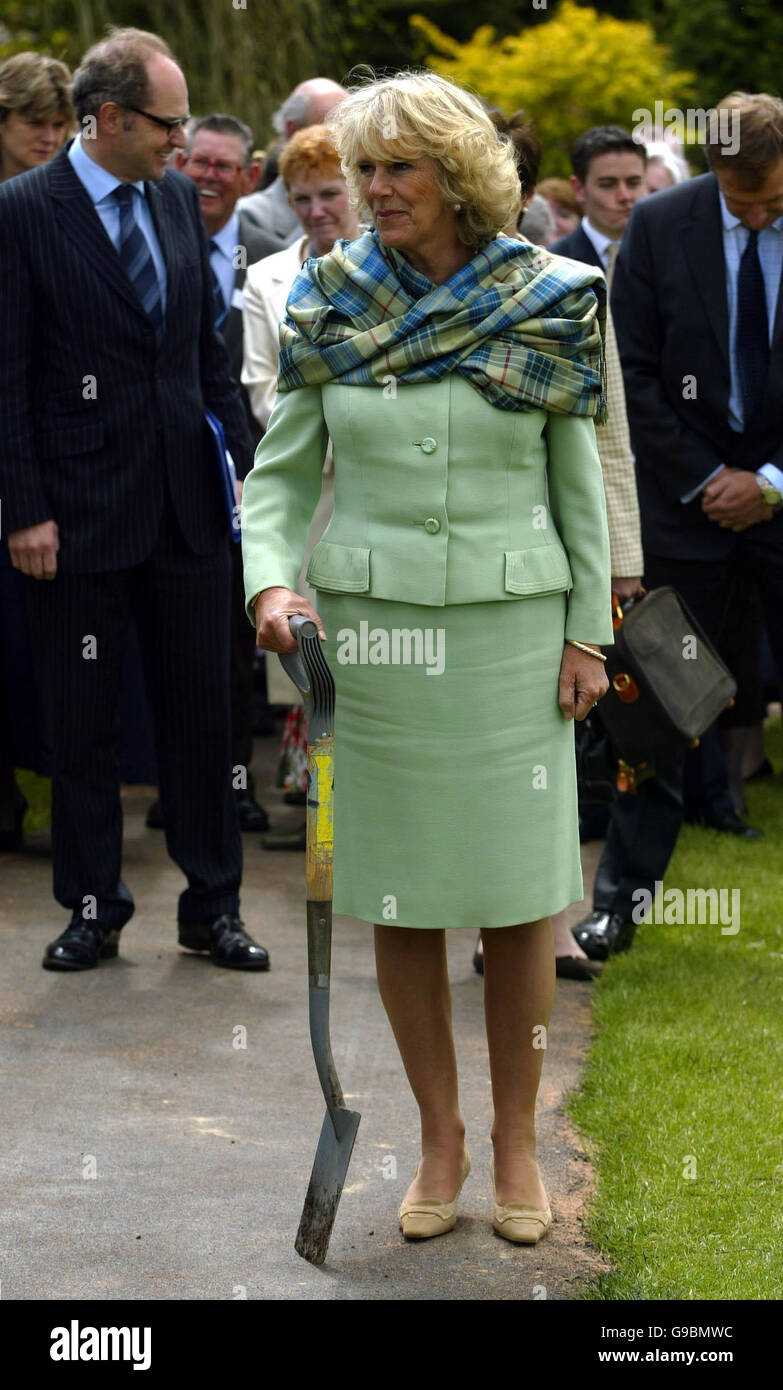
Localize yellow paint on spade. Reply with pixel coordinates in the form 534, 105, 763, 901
310, 745, 334, 850
306, 737, 334, 899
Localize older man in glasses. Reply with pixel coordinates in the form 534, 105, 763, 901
0, 26, 270, 973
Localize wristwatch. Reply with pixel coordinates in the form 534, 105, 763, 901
755, 472, 783, 512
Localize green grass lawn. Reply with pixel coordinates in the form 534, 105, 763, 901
569, 718, 783, 1300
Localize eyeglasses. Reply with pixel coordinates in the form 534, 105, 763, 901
123, 104, 190, 138
186, 154, 246, 177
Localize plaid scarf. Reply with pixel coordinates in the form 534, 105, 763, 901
278, 229, 607, 422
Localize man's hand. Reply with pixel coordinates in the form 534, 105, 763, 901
252, 586, 326, 653
8, 520, 59, 579
701, 468, 772, 531
558, 642, 609, 722
611, 576, 644, 601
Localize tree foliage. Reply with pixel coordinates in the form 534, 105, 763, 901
412, 1, 696, 176
0, 0, 335, 148
572, 1, 783, 106
3, 0, 781, 153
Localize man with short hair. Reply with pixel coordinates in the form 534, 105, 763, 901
237, 77, 347, 246
611, 90, 783, 841
0, 27, 269, 971
550, 124, 648, 281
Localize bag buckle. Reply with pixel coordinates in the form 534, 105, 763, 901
616, 758, 651, 794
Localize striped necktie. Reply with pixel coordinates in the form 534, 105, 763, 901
736, 228, 769, 426
605, 241, 621, 290
209, 239, 228, 329
112, 184, 164, 341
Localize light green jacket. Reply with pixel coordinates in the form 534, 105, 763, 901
242, 375, 614, 644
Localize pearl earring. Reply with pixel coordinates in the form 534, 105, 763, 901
454, 202, 462, 212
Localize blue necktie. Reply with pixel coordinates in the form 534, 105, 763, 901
736, 228, 769, 426
112, 184, 164, 342
209, 240, 228, 329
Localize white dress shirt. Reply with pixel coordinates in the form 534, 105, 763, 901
681, 191, 783, 502
67, 133, 167, 314
209, 211, 241, 314
581, 217, 621, 271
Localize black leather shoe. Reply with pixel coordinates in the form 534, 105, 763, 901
43, 921, 121, 971
145, 797, 165, 829
696, 811, 764, 839
571, 910, 635, 961
235, 789, 269, 832
178, 915, 269, 970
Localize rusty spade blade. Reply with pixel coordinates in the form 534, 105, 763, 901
280, 616, 360, 1266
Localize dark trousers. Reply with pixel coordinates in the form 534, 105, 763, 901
26, 488, 242, 928
229, 539, 256, 778
592, 534, 783, 920
593, 745, 684, 920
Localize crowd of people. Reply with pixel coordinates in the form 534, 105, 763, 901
1, 22, 780, 1249
1, 35, 781, 976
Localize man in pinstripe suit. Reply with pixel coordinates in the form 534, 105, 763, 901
0, 27, 269, 971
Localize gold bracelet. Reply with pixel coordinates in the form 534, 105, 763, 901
567, 639, 607, 663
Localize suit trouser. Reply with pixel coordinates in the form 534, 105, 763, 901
593, 534, 783, 921
646, 543, 783, 809
229, 538, 256, 778
25, 486, 242, 929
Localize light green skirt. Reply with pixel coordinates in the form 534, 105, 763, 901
316, 591, 582, 928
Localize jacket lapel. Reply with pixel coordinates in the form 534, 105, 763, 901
575, 226, 604, 270
770, 238, 783, 354
48, 145, 149, 323
223, 281, 243, 369
681, 176, 730, 368
145, 177, 177, 342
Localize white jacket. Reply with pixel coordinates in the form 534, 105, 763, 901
241, 235, 310, 431
240, 235, 333, 704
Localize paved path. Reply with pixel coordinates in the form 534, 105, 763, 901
0, 729, 605, 1300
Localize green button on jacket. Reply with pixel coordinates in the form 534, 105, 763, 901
242, 376, 613, 646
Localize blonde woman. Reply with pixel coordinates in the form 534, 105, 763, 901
242, 73, 611, 1243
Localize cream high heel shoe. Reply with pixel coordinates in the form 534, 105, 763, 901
398, 1146, 472, 1240
490, 1155, 552, 1244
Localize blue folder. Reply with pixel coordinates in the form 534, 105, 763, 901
204, 408, 241, 543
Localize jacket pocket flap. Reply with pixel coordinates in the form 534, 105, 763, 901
37, 423, 105, 459
504, 546, 572, 595
306, 540, 370, 593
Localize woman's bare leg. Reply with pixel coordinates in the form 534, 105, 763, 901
374, 923, 466, 1203
481, 918, 555, 1208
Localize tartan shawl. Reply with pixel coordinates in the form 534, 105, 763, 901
277, 228, 608, 421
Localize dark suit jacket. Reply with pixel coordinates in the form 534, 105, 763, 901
611, 173, 783, 559
0, 142, 255, 571
549, 224, 605, 271
222, 212, 277, 444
